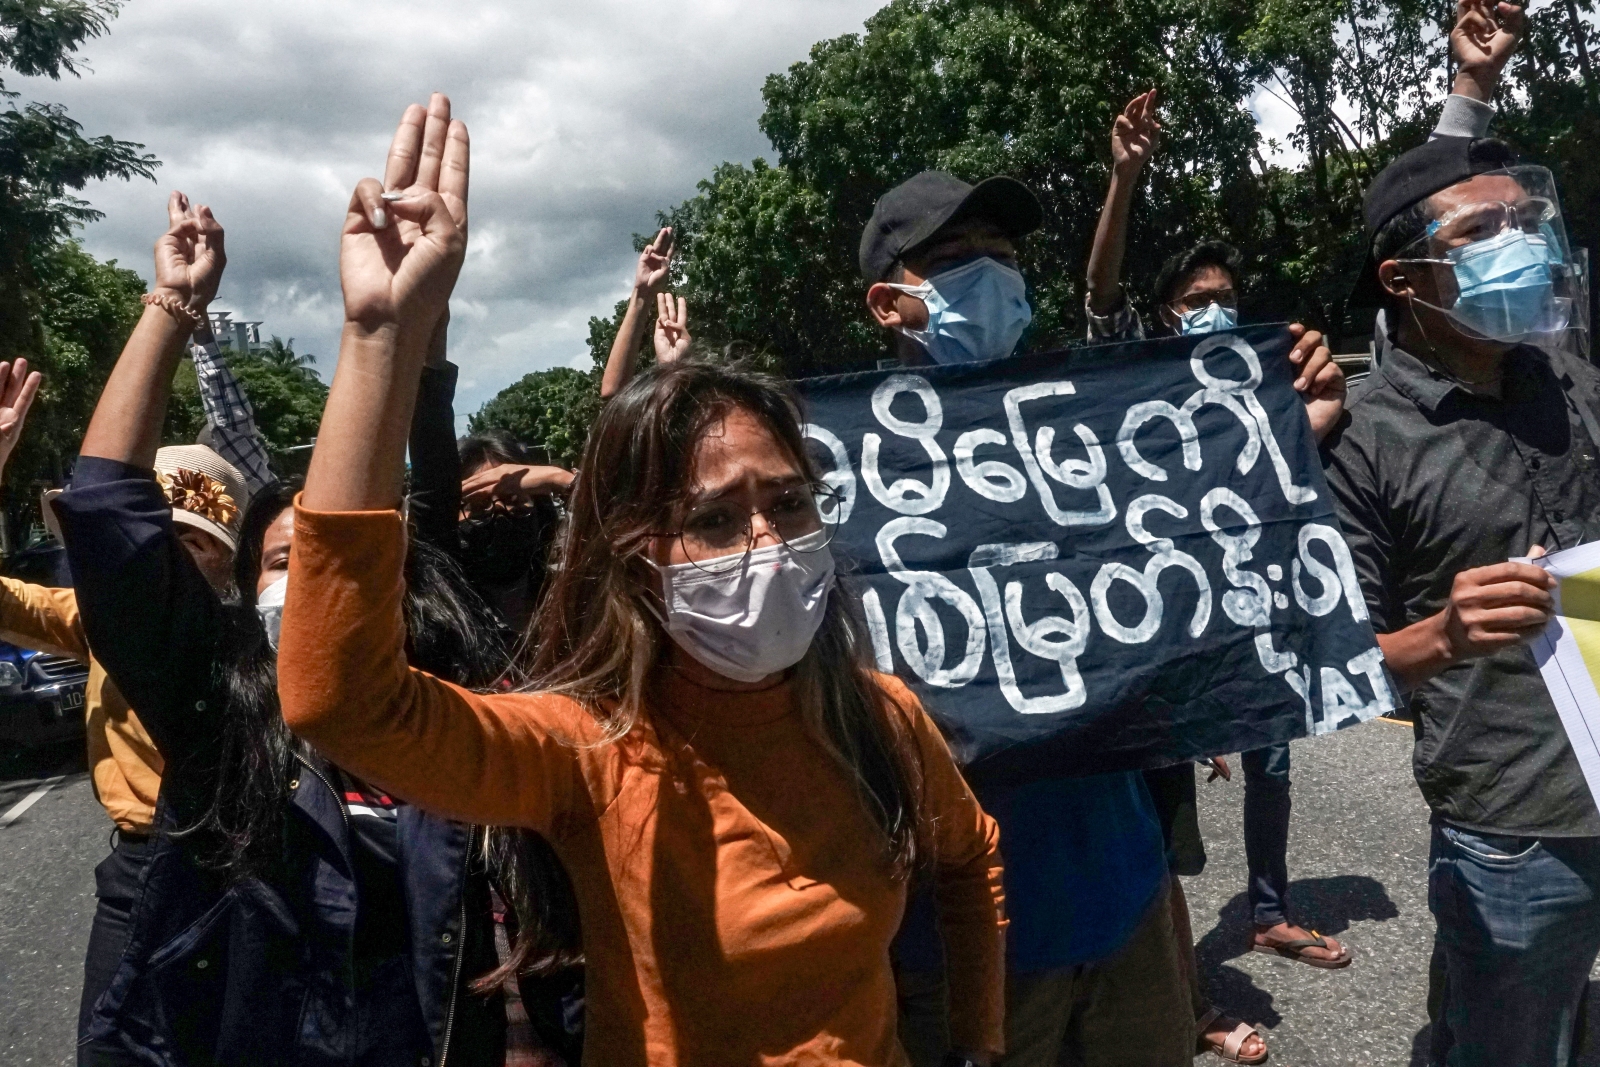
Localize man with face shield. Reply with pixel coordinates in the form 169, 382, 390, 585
1325, 135, 1598, 1066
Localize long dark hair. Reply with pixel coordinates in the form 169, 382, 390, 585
182, 478, 512, 874
528, 361, 925, 860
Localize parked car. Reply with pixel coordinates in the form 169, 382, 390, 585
0, 539, 89, 750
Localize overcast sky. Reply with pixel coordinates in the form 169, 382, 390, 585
18, 0, 1299, 421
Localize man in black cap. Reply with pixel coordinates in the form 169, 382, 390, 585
860, 170, 1044, 367
868, 171, 1194, 1067
1324, 71, 1599, 1065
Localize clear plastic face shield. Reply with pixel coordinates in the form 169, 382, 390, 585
1393, 165, 1589, 357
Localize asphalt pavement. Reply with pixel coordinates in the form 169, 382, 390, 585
1185, 716, 1600, 1067
1, 741, 102, 1067
3, 719, 1598, 1067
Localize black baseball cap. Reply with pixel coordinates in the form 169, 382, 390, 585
1349, 136, 1519, 306
858, 171, 1043, 282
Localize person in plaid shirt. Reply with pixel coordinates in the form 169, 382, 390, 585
189, 315, 274, 496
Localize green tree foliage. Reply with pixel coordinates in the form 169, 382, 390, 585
1, 0, 158, 358
164, 337, 330, 457
11, 238, 144, 485
500, 0, 1599, 459
587, 0, 1600, 373
468, 366, 604, 469
631, 0, 1266, 375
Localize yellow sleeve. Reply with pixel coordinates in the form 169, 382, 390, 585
0, 577, 89, 661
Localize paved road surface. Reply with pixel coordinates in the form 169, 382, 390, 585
3, 719, 1597, 1066
1185, 716, 1600, 1066
1, 741, 103, 1067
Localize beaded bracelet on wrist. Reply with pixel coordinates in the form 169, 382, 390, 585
140, 291, 202, 333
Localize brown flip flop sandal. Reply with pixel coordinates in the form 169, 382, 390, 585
1196, 1006, 1270, 1064
1251, 929, 1353, 969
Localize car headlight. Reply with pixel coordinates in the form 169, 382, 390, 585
0, 661, 22, 688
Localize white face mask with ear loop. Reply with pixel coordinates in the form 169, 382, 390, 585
647, 531, 837, 684
256, 575, 288, 653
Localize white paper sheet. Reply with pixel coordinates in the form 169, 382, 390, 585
1527, 541, 1600, 807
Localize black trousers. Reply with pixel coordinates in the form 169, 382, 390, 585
77, 832, 151, 1067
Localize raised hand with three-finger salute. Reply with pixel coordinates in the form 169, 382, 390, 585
602, 227, 680, 398
339, 94, 469, 339
306, 92, 470, 513
1111, 87, 1161, 177
1085, 88, 1161, 318
80, 193, 228, 465
654, 291, 692, 364
1451, 0, 1524, 102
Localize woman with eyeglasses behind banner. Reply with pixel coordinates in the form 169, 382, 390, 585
277, 94, 1006, 1067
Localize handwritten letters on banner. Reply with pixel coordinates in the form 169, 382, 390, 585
798, 325, 1396, 786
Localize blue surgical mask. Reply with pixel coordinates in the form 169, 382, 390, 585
888, 257, 1032, 364
1177, 302, 1237, 336
1445, 228, 1565, 341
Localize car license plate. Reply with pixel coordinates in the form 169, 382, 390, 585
60, 688, 85, 712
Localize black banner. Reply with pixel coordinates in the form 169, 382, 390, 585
798, 324, 1395, 787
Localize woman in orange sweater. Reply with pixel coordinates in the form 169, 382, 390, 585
277, 94, 1005, 1067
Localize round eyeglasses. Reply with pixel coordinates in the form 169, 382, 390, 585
663, 482, 843, 574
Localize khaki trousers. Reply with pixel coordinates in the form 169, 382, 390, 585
897, 878, 1192, 1067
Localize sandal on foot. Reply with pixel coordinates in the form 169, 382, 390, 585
1196, 1007, 1269, 1064
1250, 929, 1352, 969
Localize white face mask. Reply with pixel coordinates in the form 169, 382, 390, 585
650, 531, 836, 684
888, 256, 1032, 364
256, 575, 287, 653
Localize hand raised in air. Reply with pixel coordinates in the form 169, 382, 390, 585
340, 92, 470, 339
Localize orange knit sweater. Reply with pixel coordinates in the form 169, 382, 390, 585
278, 506, 1006, 1066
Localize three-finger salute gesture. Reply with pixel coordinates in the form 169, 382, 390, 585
341, 92, 469, 338
635, 227, 675, 297
1452, 0, 1524, 86
306, 93, 472, 513
1111, 88, 1161, 177
154, 191, 226, 315
655, 293, 691, 363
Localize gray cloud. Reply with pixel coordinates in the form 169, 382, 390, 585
15, 0, 886, 417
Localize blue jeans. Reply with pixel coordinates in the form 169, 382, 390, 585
1427, 821, 1600, 1067
1242, 743, 1291, 928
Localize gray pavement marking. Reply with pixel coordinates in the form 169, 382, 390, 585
0, 766, 72, 828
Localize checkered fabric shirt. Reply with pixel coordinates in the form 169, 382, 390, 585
1085, 291, 1147, 344
190, 335, 274, 497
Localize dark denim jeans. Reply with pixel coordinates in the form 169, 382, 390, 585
1427, 820, 1600, 1067
1242, 743, 1292, 928
78, 833, 151, 1067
